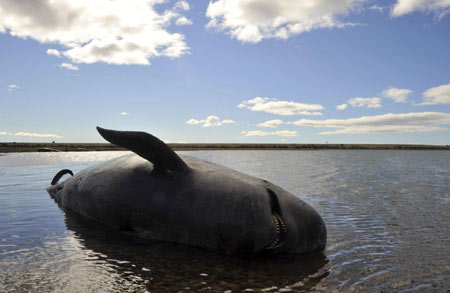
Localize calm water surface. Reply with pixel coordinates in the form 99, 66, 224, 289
0, 150, 449, 292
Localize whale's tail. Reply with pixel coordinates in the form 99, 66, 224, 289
51, 169, 74, 185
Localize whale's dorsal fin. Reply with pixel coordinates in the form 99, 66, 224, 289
97, 127, 188, 173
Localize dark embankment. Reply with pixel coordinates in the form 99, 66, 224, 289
0, 142, 449, 153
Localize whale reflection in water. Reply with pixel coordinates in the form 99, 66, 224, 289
62, 206, 329, 292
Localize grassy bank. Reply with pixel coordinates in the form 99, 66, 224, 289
0, 142, 449, 153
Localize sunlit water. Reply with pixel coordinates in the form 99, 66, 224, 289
0, 150, 449, 292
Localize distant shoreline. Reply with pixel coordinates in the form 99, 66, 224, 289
0, 142, 449, 153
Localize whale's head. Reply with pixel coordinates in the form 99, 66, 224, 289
183, 156, 326, 255
263, 183, 327, 255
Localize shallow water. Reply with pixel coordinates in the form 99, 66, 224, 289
0, 150, 449, 292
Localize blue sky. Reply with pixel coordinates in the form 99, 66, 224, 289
1, 0, 450, 144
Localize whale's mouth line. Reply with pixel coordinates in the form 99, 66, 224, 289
265, 187, 288, 251
266, 213, 287, 250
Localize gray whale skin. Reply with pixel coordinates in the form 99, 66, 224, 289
48, 127, 326, 255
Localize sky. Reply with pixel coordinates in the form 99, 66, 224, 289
1, 0, 450, 144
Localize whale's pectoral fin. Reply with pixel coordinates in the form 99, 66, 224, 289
97, 126, 188, 173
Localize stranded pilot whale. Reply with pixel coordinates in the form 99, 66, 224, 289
47, 127, 326, 255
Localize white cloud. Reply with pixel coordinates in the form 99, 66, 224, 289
0, 0, 189, 66
0, 131, 62, 138
417, 82, 450, 105
186, 115, 235, 127
203, 116, 222, 127
369, 5, 385, 12
336, 103, 348, 110
12, 132, 63, 138
176, 16, 193, 26
60, 63, 79, 71
46, 49, 61, 57
382, 87, 412, 103
243, 130, 298, 137
7, 84, 18, 91
120, 112, 129, 116
206, 0, 363, 43
238, 97, 323, 116
291, 112, 450, 134
257, 119, 284, 128
174, 1, 190, 11
391, 0, 450, 18
347, 97, 382, 108
186, 118, 202, 125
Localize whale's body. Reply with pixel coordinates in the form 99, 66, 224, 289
48, 127, 326, 255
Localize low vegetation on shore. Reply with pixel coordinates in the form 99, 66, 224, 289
0, 142, 448, 153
